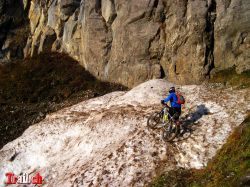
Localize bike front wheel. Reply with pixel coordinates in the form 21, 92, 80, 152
147, 111, 162, 129
162, 121, 178, 142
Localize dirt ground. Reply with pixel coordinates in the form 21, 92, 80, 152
0, 53, 126, 149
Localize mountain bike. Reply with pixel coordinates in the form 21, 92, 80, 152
147, 105, 191, 142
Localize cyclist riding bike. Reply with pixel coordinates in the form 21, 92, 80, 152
161, 87, 183, 127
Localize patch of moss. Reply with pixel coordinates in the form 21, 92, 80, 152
150, 114, 250, 187
210, 67, 250, 89
151, 169, 194, 187
190, 114, 250, 187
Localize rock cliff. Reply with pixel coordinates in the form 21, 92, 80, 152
0, 0, 30, 61
0, 0, 249, 87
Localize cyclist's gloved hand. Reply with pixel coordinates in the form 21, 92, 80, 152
161, 100, 165, 105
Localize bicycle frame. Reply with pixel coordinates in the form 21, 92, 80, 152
161, 105, 177, 124
147, 105, 191, 142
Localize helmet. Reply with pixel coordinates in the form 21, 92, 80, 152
169, 87, 175, 93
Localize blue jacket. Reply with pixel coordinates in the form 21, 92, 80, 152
163, 92, 181, 108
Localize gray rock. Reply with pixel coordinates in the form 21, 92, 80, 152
1, 0, 250, 87
38, 26, 57, 53
60, 0, 81, 16
238, 172, 250, 187
214, 0, 250, 74
0, 0, 28, 63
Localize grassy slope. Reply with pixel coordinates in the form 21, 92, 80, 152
190, 114, 250, 187
150, 115, 250, 187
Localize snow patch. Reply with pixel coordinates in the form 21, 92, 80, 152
0, 79, 249, 186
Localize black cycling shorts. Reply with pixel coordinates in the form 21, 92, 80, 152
168, 107, 181, 120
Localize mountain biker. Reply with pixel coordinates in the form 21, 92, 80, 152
161, 87, 182, 125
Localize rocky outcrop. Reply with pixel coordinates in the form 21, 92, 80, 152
0, 0, 30, 62
79, 0, 164, 86
0, 0, 249, 87
214, 0, 250, 74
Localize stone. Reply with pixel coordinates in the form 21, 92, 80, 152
0, 0, 29, 62
238, 173, 250, 186
62, 10, 80, 60
47, 0, 60, 30
1, 0, 250, 87
79, 0, 163, 87
23, 36, 32, 58
160, 0, 212, 84
52, 39, 62, 51
38, 26, 56, 54
60, 0, 81, 17
214, 0, 250, 74
101, 0, 116, 24
22, 0, 29, 11
29, 1, 42, 34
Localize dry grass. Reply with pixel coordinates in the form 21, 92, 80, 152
0, 52, 127, 148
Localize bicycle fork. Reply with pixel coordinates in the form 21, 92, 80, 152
163, 108, 168, 124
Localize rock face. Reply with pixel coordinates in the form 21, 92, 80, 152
0, 0, 30, 62
0, 79, 249, 186
214, 0, 250, 74
0, 0, 250, 87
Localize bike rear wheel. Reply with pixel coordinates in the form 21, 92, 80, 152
147, 111, 162, 129
162, 121, 178, 142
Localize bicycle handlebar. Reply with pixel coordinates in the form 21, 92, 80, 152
161, 103, 170, 108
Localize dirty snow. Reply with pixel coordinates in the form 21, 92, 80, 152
0, 79, 249, 186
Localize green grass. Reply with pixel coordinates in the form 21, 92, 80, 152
190, 114, 250, 187
151, 169, 194, 187
150, 114, 250, 187
209, 67, 250, 89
